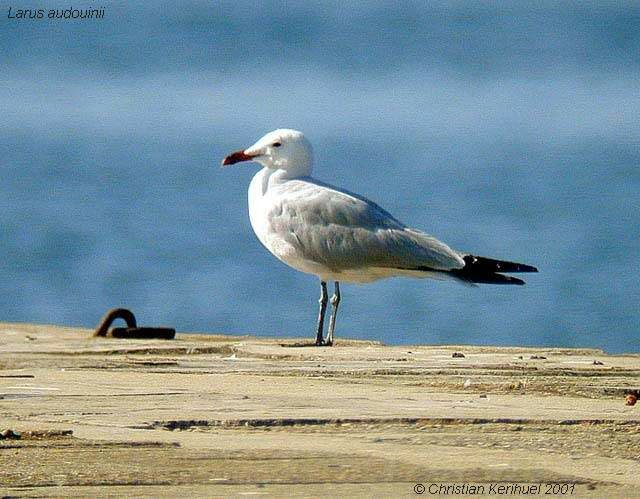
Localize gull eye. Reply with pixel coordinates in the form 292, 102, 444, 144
272, 142, 282, 148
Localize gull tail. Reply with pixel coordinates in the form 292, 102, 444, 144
448, 255, 538, 286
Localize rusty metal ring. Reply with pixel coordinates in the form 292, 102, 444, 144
94, 308, 137, 337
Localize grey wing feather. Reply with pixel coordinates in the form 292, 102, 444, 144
267, 179, 464, 272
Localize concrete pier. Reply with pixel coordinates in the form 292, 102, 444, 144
1, 322, 639, 496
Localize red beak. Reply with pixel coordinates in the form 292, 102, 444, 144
221, 150, 255, 166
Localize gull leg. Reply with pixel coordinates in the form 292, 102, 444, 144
315, 281, 328, 346
325, 282, 341, 346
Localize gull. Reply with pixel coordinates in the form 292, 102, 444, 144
222, 129, 537, 346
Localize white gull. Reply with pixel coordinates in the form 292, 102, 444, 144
222, 129, 537, 346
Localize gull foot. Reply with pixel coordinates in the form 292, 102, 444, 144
314, 338, 333, 347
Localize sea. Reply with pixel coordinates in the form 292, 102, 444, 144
2, 1, 639, 352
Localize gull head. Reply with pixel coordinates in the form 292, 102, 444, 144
222, 129, 313, 176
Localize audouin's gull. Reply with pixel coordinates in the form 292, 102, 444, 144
223, 129, 537, 346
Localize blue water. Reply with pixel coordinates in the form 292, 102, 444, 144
2, 1, 639, 352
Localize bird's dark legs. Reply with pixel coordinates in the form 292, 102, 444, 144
314, 281, 340, 346
325, 282, 341, 346
315, 281, 328, 346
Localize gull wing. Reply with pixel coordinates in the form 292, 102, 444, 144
266, 178, 465, 272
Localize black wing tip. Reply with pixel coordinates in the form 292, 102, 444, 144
448, 255, 537, 285
402, 254, 537, 286
457, 272, 527, 285
505, 275, 526, 285
464, 255, 538, 273
512, 262, 538, 273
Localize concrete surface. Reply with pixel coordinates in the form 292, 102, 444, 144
1, 322, 639, 497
